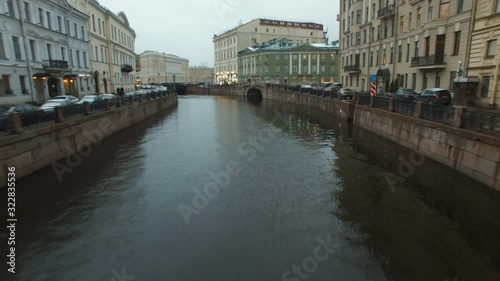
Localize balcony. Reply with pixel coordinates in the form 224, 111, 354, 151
409, 0, 421, 5
378, 4, 395, 19
410, 55, 446, 69
42, 60, 69, 71
343, 65, 361, 73
121, 64, 133, 73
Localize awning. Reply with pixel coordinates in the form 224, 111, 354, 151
377, 68, 391, 78
63, 74, 78, 78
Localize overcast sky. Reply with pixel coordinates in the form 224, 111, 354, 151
101, 0, 340, 67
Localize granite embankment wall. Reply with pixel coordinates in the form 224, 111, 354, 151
207, 86, 500, 191
0, 95, 177, 187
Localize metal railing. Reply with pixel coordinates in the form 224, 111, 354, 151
378, 4, 395, 18
411, 55, 445, 67
0, 91, 173, 135
62, 103, 85, 118
422, 104, 455, 125
462, 110, 500, 136
373, 96, 390, 109
358, 94, 371, 105
395, 99, 416, 116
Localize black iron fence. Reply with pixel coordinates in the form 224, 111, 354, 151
0, 90, 173, 135
373, 96, 390, 110
462, 110, 500, 136
395, 99, 416, 116
358, 94, 371, 105
421, 104, 455, 125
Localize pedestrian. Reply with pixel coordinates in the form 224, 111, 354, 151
120, 87, 125, 96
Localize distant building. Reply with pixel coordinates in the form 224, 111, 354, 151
68, 0, 137, 94
0, 0, 91, 104
213, 18, 327, 83
139, 51, 189, 84
237, 41, 339, 84
188, 66, 214, 83
467, 0, 500, 108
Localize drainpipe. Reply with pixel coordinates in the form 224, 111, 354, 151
464, 0, 477, 76
16, 0, 35, 102
491, 39, 500, 107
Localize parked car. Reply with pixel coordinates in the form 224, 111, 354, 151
124, 91, 140, 97
40, 100, 70, 112
0, 104, 46, 131
416, 88, 452, 105
100, 93, 117, 101
52, 95, 79, 104
394, 88, 418, 101
338, 88, 355, 99
78, 95, 103, 104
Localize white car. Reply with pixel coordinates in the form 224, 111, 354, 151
100, 93, 117, 101
52, 95, 79, 104
40, 100, 70, 111
78, 95, 103, 104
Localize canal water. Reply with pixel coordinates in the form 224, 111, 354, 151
2, 96, 500, 281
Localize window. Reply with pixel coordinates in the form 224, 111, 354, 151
266, 28, 269, 32
356, 9, 362, 24
457, 0, 464, 13
0, 33, 5, 58
496, 0, 500, 13
376, 50, 379, 66
312, 65, 317, 72
20, 76, 27, 94
46, 43, 52, 60
292, 65, 298, 73
356, 32, 361, 45
435, 72, 441, 88
486, 40, 497, 57
412, 73, 417, 89
74, 23, 78, 37
440, 0, 450, 18
6, 0, 15, 17
398, 45, 402, 62
423, 73, 428, 89
383, 50, 387, 64
408, 13, 412, 31
98, 18, 101, 34
390, 47, 394, 64
414, 41, 419, 57
57, 16, 62, 32
275, 65, 279, 72
302, 65, 307, 73
12, 36, 22, 60
38, 8, 43, 26
60, 47, 65, 61
29, 39, 35, 61
428, 6, 433, 21
23, 2, 30, 22
70, 49, 73, 66
81, 26, 85, 40
406, 43, 410, 62
94, 46, 98, 61
321, 64, 326, 72
481, 76, 490, 97
362, 53, 366, 67
372, 3, 376, 19
364, 29, 367, 43
417, 7, 422, 27
92, 15, 96, 32
46, 11, 51, 29
255, 27, 257, 32
370, 51, 373, 66
76, 50, 81, 67
453, 31, 461, 55
400, 16, 404, 33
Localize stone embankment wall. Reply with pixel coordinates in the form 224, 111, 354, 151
0, 95, 177, 187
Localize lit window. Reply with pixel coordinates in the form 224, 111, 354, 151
439, 0, 450, 18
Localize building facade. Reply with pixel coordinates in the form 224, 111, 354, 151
0, 0, 91, 104
237, 42, 339, 85
68, 0, 137, 94
339, 0, 472, 94
468, 0, 500, 108
188, 66, 214, 83
214, 18, 327, 83
139, 50, 189, 84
